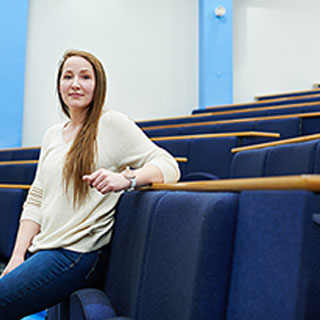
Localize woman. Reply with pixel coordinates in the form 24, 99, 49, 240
0, 50, 180, 319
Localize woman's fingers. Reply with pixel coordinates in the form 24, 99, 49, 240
83, 169, 128, 194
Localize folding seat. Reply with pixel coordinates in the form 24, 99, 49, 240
185, 137, 238, 179
230, 148, 268, 178
66, 190, 239, 320
227, 190, 320, 320
0, 188, 28, 264
253, 118, 300, 139
0, 163, 37, 184
0, 148, 40, 161
265, 140, 317, 176
301, 116, 320, 135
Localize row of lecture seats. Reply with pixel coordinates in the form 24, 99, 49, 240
144, 116, 301, 138
154, 132, 280, 180
0, 148, 40, 273
156, 132, 320, 181
1, 130, 320, 193
48, 186, 320, 320
192, 92, 320, 114
142, 112, 320, 139
1, 146, 320, 319
1, 144, 320, 319
1, 87, 320, 318
138, 100, 320, 127
230, 135, 320, 178
255, 88, 320, 101
0, 131, 279, 187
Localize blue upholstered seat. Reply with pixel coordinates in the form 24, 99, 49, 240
231, 139, 320, 178
144, 118, 300, 143
227, 190, 320, 320
0, 148, 40, 161
230, 148, 268, 178
0, 188, 28, 262
64, 190, 239, 320
157, 137, 238, 180
0, 163, 38, 185
191, 96, 320, 115
265, 140, 317, 176
185, 137, 238, 179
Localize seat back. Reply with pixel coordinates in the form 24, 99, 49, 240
230, 148, 268, 178
105, 191, 239, 320
0, 163, 38, 184
104, 191, 168, 316
0, 148, 40, 161
265, 140, 317, 176
0, 188, 28, 261
186, 137, 238, 179
227, 190, 320, 320
230, 139, 320, 178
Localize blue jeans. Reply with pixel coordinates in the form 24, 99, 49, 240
0, 246, 108, 320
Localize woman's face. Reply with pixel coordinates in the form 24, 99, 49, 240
59, 56, 96, 112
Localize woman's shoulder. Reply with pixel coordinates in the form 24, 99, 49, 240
100, 109, 132, 122
99, 109, 134, 128
41, 122, 65, 146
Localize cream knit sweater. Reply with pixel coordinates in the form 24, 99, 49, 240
20, 110, 180, 253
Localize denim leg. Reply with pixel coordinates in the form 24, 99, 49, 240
0, 248, 106, 320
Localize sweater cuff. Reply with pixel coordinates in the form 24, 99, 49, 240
149, 159, 180, 183
20, 208, 42, 226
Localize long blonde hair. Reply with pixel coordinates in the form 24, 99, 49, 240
57, 50, 107, 207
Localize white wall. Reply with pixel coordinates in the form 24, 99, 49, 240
23, 0, 198, 146
233, 0, 320, 102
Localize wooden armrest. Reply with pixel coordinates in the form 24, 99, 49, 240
231, 133, 320, 153
139, 175, 320, 192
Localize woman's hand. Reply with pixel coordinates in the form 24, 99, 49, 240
1, 255, 24, 278
83, 169, 131, 194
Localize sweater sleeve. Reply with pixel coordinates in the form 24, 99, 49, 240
20, 127, 54, 225
102, 111, 180, 183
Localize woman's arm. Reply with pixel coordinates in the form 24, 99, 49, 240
83, 163, 163, 194
1, 220, 40, 278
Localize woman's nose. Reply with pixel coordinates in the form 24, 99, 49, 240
71, 77, 80, 89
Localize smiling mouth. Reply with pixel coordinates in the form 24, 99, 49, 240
69, 93, 84, 97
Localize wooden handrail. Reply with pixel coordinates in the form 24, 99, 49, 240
142, 111, 320, 131
255, 88, 320, 101
2, 175, 320, 192
151, 131, 280, 142
0, 184, 31, 189
202, 93, 320, 111
0, 146, 40, 152
175, 157, 188, 162
137, 100, 320, 124
195, 101, 320, 117
140, 175, 320, 192
231, 133, 320, 153
0, 160, 39, 165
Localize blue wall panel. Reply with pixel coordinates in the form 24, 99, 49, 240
0, 0, 29, 148
199, 0, 233, 109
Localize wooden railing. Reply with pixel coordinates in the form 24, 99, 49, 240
142, 111, 320, 131
140, 175, 320, 192
3, 175, 320, 192
151, 131, 280, 142
231, 133, 320, 153
138, 100, 320, 124
255, 88, 320, 101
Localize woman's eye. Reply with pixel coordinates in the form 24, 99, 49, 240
82, 75, 91, 80
63, 75, 72, 80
